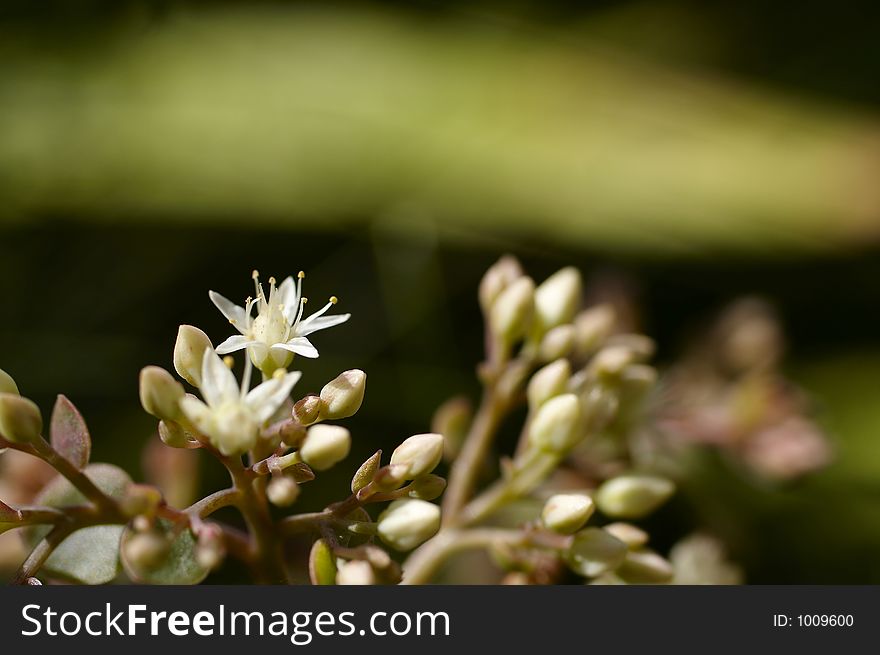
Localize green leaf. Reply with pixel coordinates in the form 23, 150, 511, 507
24, 463, 132, 584
49, 395, 91, 470
309, 538, 337, 585
565, 528, 628, 578
120, 520, 209, 585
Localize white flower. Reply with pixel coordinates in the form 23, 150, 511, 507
180, 350, 301, 455
209, 270, 350, 372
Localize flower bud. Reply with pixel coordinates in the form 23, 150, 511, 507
336, 560, 377, 585
603, 522, 649, 549
351, 450, 382, 493
139, 366, 184, 421
595, 475, 675, 519
574, 304, 616, 355
527, 359, 571, 411
377, 499, 441, 551
616, 548, 674, 584
527, 393, 582, 453
535, 267, 582, 331
541, 493, 595, 535
591, 346, 636, 379
565, 528, 628, 578
195, 524, 226, 571
299, 424, 351, 471
0, 393, 42, 444
120, 484, 162, 518
408, 474, 447, 501
158, 420, 190, 448
293, 394, 323, 425
479, 256, 523, 313
319, 370, 366, 420
173, 325, 213, 387
390, 433, 444, 479
122, 532, 169, 570
267, 476, 300, 507
0, 368, 19, 396
430, 396, 471, 461
538, 324, 575, 362
372, 464, 408, 492
489, 277, 535, 343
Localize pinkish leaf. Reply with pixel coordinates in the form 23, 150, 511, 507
50, 395, 91, 469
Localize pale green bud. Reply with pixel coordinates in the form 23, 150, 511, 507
351, 450, 382, 493
0, 393, 42, 444
538, 324, 576, 362
591, 346, 636, 378
173, 325, 213, 387
267, 476, 300, 507
372, 464, 409, 491
299, 424, 351, 471
535, 267, 582, 331
123, 532, 169, 571
390, 433, 444, 479
616, 548, 674, 584
408, 474, 447, 501
574, 304, 616, 355
527, 359, 571, 411
479, 255, 523, 313
139, 366, 185, 421
293, 394, 323, 425
603, 522, 649, 549
158, 420, 190, 448
595, 475, 675, 519
336, 560, 377, 585
377, 499, 441, 551
542, 493, 595, 534
565, 528, 628, 578
0, 368, 19, 396
319, 370, 366, 420
489, 276, 535, 343
430, 396, 471, 461
528, 393, 582, 453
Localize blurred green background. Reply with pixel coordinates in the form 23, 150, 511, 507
2, 0, 880, 583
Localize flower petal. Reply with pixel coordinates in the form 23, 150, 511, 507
277, 276, 299, 323
209, 291, 248, 331
274, 337, 319, 358
246, 370, 302, 423
215, 335, 250, 355
179, 396, 211, 433
296, 313, 351, 337
200, 350, 240, 406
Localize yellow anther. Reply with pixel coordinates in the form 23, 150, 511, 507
223, 356, 235, 369
229, 319, 236, 325
329, 296, 338, 304
301, 297, 308, 304
252, 270, 260, 279
297, 271, 305, 279
269, 276, 276, 285
272, 368, 286, 380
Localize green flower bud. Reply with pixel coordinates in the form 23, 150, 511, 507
430, 396, 471, 461
351, 450, 382, 493
122, 532, 169, 571
489, 276, 535, 344
372, 464, 409, 492
565, 528, 628, 578
538, 324, 576, 362
173, 325, 213, 387
267, 476, 300, 507
528, 393, 582, 453
0, 368, 19, 396
408, 474, 447, 501
478, 255, 523, 313
595, 475, 675, 519
336, 560, 377, 585
527, 359, 571, 411
377, 499, 440, 551
390, 433, 444, 479
603, 522, 649, 549
541, 493, 595, 534
293, 394, 323, 426
139, 366, 185, 421
574, 304, 616, 355
158, 420, 190, 448
319, 370, 366, 420
299, 424, 351, 471
535, 267, 582, 331
0, 393, 42, 444
616, 548, 674, 584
